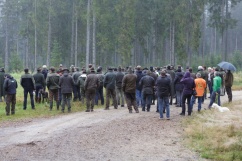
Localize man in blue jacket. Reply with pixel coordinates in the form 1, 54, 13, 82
3, 74, 18, 115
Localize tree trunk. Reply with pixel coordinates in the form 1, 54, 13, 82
92, 6, 96, 67
47, 0, 52, 68
34, 0, 37, 71
86, 0, 91, 69
5, 19, 9, 72
74, 8, 78, 67
70, 1, 75, 65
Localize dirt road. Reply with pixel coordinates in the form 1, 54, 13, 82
0, 91, 241, 161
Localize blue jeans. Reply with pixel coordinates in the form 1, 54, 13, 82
158, 97, 170, 118
95, 86, 104, 105
176, 90, 182, 106
190, 96, 202, 111
136, 89, 142, 107
23, 89, 35, 109
208, 89, 221, 107
142, 93, 153, 111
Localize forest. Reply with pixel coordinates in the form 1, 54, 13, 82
0, 0, 242, 72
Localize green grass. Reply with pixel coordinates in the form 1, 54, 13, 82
0, 73, 105, 123
183, 101, 242, 161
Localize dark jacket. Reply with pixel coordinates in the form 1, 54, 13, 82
20, 73, 35, 90
96, 73, 104, 87
72, 71, 81, 86
225, 71, 233, 87
42, 69, 48, 80
33, 72, 45, 87
135, 70, 145, 90
0, 71, 5, 96
139, 75, 155, 95
174, 71, 184, 91
122, 73, 137, 93
104, 70, 116, 89
84, 72, 99, 90
116, 71, 124, 89
180, 72, 195, 95
155, 75, 171, 98
59, 72, 74, 94
46, 72, 60, 90
3, 76, 18, 95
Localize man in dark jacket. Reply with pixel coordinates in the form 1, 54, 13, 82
116, 66, 125, 107
149, 66, 158, 105
173, 68, 184, 107
225, 70, 233, 102
46, 67, 60, 110
103, 67, 117, 110
156, 70, 171, 119
59, 69, 74, 112
180, 72, 195, 116
20, 68, 35, 110
0, 67, 5, 102
139, 71, 155, 112
84, 67, 99, 112
33, 67, 45, 103
72, 67, 81, 101
166, 65, 175, 105
95, 68, 104, 105
3, 74, 18, 115
122, 67, 139, 113
135, 65, 145, 107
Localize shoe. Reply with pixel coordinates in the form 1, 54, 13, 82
85, 110, 90, 112
11, 112, 15, 115
114, 107, 118, 109
135, 110, 139, 113
104, 108, 109, 110
208, 96, 211, 98
91, 109, 94, 112
6, 113, 10, 116
180, 113, 185, 116
175, 105, 180, 107
208, 106, 211, 110
61, 110, 64, 113
142, 109, 145, 112
23, 108, 26, 110
32, 107, 35, 110
167, 118, 170, 120
156, 110, 159, 113
121, 105, 124, 107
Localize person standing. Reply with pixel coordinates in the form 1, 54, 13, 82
122, 67, 139, 113
59, 69, 74, 113
116, 66, 125, 107
72, 67, 81, 101
46, 67, 60, 111
156, 70, 171, 120
84, 67, 99, 112
208, 72, 222, 108
135, 65, 145, 107
180, 72, 195, 116
173, 68, 184, 107
95, 67, 104, 105
225, 70, 233, 102
3, 74, 18, 115
33, 67, 45, 103
166, 65, 175, 105
139, 70, 155, 112
103, 67, 117, 110
191, 73, 206, 112
0, 67, 5, 102
20, 68, 35, 110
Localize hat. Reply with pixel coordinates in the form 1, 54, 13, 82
137, 65, 141, 70
42, 65, 47, 69
62, 68, 69, 72
198, 66, 203, 70
59, 64, 63, 67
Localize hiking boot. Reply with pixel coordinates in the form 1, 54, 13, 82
180, 113, 185, 116
85, 109, 90, 112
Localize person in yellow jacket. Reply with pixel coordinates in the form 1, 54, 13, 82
190, 73, 206, 112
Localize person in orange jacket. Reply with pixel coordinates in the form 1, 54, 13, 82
190, 73, 207, 112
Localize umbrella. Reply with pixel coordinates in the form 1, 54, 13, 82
217, 61, 236, 71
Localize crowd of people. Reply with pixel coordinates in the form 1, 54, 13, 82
0, 63, 234, 119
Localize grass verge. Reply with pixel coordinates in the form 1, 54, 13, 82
183, 101, 242, 161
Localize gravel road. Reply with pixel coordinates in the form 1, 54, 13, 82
0, 91, 241, 161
